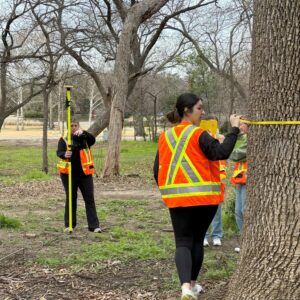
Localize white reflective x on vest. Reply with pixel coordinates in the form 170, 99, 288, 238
160, 124, 221, 197
165, 125, 202, 185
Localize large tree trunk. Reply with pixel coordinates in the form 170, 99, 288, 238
226, 1, 300, 299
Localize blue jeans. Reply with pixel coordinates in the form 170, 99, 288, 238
235, 184, 246, 232
205, 204, 222, 239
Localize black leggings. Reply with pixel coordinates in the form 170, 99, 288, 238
61, 174, 99, 230
169, 205, 218, 285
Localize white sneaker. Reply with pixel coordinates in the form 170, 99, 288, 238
181, 288, 197, 300
203, 238, 209, 247
213, 238, 222, 246
234, 247, 240, 253
91, 227, 102, 233
191, 284, 203, 296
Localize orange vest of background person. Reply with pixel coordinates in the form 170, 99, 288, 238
219, 160, 227, 201
57, 139, 95, 175
230, 161, 247, 185
158, 122, 222, 208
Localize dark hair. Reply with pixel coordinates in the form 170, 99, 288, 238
166, 93, 202, 124
71, 119, 80, 124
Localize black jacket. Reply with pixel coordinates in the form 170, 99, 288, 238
56, 131, 96, 177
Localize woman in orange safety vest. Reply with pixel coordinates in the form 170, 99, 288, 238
56, 120, 101, 233
153, 93, 241, 300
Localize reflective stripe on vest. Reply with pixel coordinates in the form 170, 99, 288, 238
219, 160, 227, 180
232, 161, 247, 177
80, 147, 94, 175
160, 183, 221, 198
159, 125, 220, 199
230, 161, 247, 185
57, 159, 69, 174
57, 138, 94, 175
165, 126, 203, 184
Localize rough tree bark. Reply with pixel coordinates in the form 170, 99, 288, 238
226, 1, 300, 299
102, 0, 168, 177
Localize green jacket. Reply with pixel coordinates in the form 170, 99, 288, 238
229, 134, 247, 162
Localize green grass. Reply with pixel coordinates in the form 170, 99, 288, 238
0, 141, 158, 184
1, 141, 239, 286
0, 145, 58, 184
203, 252, 237, 279
35, 215, 174, 268
93, 141, 157, 178
0, 214, 21, 229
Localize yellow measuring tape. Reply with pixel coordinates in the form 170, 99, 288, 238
240, 119, 300, 125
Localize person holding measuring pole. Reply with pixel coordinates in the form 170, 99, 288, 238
57, 86, 101, 233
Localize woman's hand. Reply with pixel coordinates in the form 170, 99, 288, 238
73, 128, 83, 136
229, 114, 242, 128
218, 134, 225, 144
65, 151, 72, 158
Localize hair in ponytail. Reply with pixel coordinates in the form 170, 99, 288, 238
166, 93, 202, 124
166, 108, 180, 124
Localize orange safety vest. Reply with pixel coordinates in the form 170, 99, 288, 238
57, 139, 95, 175
158, 122, 222, 208
219, 160, 227, 202
219, 160, 227, 180
230, 161, 247, 185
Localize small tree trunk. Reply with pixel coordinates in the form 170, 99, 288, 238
133, 113, 145, 138
0, 60, 7, 131
42, 89, 50, 174
49, 92, 54, 129
102, 12, 139, 177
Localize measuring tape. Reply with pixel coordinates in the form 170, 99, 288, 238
240, 120, 300, 125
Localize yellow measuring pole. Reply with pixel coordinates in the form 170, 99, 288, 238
65, 85, 73, 234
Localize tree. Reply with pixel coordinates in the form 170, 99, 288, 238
30, 1, 62, 174
54, 0, 218, 176
184, 54, 218, 113
0, 1, 50, 130
226, 1, 300, 299
102, 0, 218, 176
169, 0, 252, 116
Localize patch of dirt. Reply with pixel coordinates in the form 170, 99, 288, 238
0, 255, 229, 300
0, 178, 236, 299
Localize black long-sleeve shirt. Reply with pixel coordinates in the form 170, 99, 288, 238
153, 127, 239, 183
57, 131, 95, 177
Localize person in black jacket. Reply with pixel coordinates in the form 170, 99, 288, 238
153, 93, 241, 299
57, 120, 101, 233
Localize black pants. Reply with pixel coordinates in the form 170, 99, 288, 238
169, 205, 218, 285
61, 174, 99, 230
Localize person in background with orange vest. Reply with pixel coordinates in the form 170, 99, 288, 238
57, 120, 101, 233
229, 122, 248, 252
200, 116, 226, 247
153, 93, 241, 300
204, 156, 227, 247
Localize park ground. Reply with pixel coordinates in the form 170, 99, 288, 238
0, 129, 240, 300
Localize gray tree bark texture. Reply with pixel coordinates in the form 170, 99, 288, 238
102, 0, 168, 177
226, 1, 300, 299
